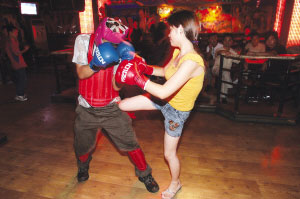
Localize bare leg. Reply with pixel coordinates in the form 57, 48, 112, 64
119, 94, 156, 111
162, 132, 182, 199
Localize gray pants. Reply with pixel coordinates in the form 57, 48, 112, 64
74, 103, 152, 177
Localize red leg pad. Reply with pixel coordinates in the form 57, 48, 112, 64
128, 148, 147, 171
95, 130, 103, 146
79, 153, 90, 163
126, 112, 136, 119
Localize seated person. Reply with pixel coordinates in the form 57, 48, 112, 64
244, 33, 266, 55
260, 31, 286, 71
260, 31, 287, 85
243, 33, 266, 102
264, 31, 286, 55
212, 35, 240, 103
243, 33, 266, 71
258, 31, 294, 102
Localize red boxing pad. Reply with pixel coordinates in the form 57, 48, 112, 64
128, 148, 147, 171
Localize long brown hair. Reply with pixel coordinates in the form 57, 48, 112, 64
167, 10, 202, 54
167, 10, 199, 43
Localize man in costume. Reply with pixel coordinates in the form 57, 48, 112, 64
72, 17, 159, 193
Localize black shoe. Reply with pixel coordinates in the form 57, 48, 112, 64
247, 96, 259, 103
262, 94, 272, 102
76, 155, 92, 182
138, 174, 159, 193
77, 166, 89, 182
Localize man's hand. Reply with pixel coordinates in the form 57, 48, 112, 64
89, 42, 119, 72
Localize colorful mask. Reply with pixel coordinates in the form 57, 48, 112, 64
95, 17, 129, 45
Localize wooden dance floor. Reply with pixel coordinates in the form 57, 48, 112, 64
0, 72, 300, 199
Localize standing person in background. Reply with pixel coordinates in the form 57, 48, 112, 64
130, 20, 143, 52
138, 8, 147, 33
72, 17, 159, 193
138, 9, 154, 63
205, 33, 223, 90
127, 16, 134, 29
115, 10, 205, 199
148, 21, 172, 67
206, 34, 223, 61
148, 12, 161, 37
5, 25, 30, 101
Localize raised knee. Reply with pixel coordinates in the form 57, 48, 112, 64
118, 100, 126, 111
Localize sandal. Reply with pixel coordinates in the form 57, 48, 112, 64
161, 182, 182, 199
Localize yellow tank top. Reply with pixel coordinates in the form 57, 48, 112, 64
165, 49, 205, 111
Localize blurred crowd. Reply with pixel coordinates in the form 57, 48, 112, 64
198, 30, 299, 104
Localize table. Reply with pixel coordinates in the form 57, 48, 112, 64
50, 48, 77, 103
50, 48, 74, 94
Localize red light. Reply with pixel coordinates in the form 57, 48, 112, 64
79, 0, 94, 34
273, 0, 286, 38
286, 0, 300, 47
261, 146, 282, 169
32, 25, 37, 40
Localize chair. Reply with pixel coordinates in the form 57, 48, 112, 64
244, 58, 268, 103
261, 59, 300, 114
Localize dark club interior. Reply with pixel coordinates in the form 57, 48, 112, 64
0, 0, 299, 198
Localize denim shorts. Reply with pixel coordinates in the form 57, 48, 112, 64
153, 102, 191, 137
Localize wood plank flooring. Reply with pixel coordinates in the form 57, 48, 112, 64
0, 73, 300, 199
